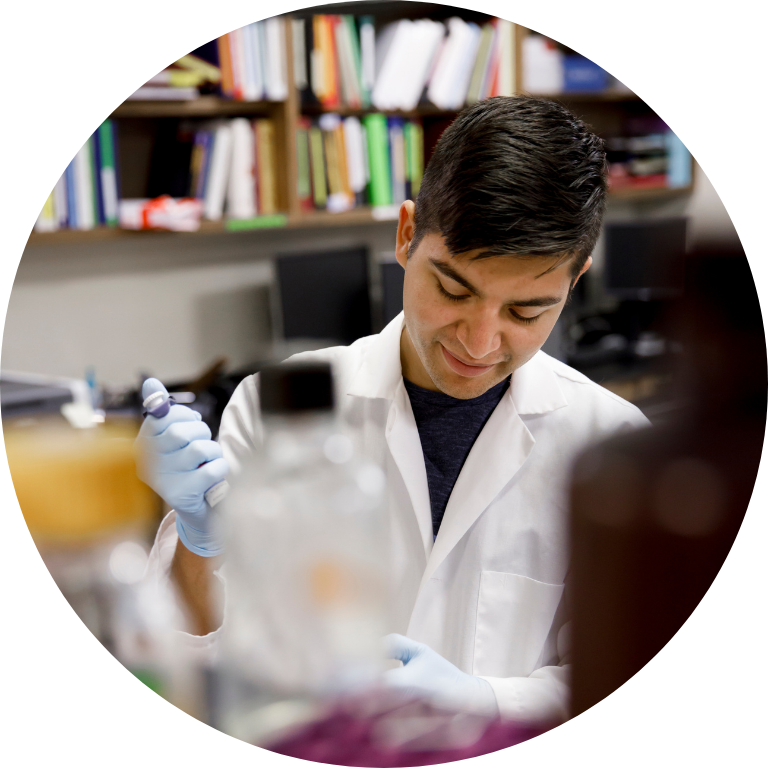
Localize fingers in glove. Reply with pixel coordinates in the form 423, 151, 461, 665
139, 403, 202, 438
159, 439, 224, 473
384, 633, 424, 664
182, 457, 230, 497
151, 419, 213, 454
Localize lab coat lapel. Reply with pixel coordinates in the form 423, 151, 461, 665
346, 313, 434, 558
420, 352, 569, 585
385, 382, 435, 557
421, 392, 533, 584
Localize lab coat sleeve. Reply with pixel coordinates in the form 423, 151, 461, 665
479, 578, 573, 723
143, 376, 262, 649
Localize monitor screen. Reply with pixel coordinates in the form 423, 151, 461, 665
274, 247, 372, 345
604, 218, 687, 300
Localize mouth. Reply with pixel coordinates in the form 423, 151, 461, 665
441, 345, 496, 378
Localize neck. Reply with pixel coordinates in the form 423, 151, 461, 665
400, 326, 440, 392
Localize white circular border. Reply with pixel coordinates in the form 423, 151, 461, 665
1, 1, 764, 765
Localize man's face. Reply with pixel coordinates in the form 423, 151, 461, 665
396, 207, 589, 399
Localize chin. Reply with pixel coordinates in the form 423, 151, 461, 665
426, 356, 507, 400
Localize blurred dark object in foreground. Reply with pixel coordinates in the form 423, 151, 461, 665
265, 693, 552, 766
570, 244, 766, 716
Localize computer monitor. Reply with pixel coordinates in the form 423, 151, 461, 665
274, 247, 372, 345
381, 260, 405, 326
604, 218, 687, 301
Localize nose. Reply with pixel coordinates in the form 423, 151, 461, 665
456, 307, 502, 361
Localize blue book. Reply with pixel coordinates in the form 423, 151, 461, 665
665, 131, 692, 188
91, 133, 106, 225
64, 159, 78, 229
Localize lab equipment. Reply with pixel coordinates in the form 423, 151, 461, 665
384, 634, 498, 717
135, 377, 229, 556
217, 360, 389, 742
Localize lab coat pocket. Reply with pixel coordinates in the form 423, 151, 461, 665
473, 571, 564, 678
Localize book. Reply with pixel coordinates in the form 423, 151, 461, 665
335, 15, 361, 108
73, 139, 96, 230
308, 122, 328, 209
53, 173, 69, 229
427, 17, 482, 110
217, 34, 235, 98
405, 121, 424, 198
467, 23, 495, 104
97, 120, 119, 226
229, 28, 246, 100
264, 17, 288, 101
65, 159, 78, 228
363, 113, 391, 207
255, 118, 279, 214
359, 16, 376, 101
292, 18, 308, 91
388, 118, 407, 205
226, 118, 257, 220
204, 122, 233, 220
345, 15, 369, 108
343, 116, 367, 205
34, 192, 57, 232
296, 117, 314, 212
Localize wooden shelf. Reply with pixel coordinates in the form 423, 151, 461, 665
526, 90, 641, 102
27, 181, 693, 246
112, 97, 282, 119
609, 185, 693, 200
26, 208, 400, 246
300, 104, 460, 119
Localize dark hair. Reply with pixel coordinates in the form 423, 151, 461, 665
411, 96, 608, 276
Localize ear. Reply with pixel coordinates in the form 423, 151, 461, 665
571, 256, 592, 288
395, 201, 416, 270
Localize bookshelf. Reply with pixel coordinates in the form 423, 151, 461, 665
27, 3, 694, 246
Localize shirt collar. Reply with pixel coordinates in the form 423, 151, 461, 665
346, 311, 569, 414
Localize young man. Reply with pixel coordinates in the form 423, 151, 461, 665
137, 96, 648, 723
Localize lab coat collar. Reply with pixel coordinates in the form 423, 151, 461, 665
346, 312, 407, 400
346, 312, 570, 416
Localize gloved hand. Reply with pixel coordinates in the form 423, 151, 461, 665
384, 633, 499, 717
134, 378, 229, 557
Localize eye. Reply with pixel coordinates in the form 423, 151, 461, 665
437, 281, 469, 302
509, 309, 541, 326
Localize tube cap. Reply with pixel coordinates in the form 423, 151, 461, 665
259, 361, 334, 414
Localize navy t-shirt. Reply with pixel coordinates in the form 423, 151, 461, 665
403, 376, 510, 538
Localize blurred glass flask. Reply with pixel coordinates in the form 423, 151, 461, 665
217, 361, 390, 741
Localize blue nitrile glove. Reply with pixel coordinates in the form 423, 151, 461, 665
384, 633, 499, 716
135, 378, 229, 557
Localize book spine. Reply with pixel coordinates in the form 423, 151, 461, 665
53, 172, 68, 229
90, 134, 105, 225
204, 122, 233, 220
217, 34, 235, 98
320, 15, 339, 108
346, 16, 368, 108
256, 119, 278, 214
34, 191, 57, 232
388, 117, 406, 205
229, 29, 245, 101
363, 113, 392, 207
73, 140, 96, 230
296, 118, 313, 212
97, 119, 119, 226
359, 16, 376, 100
309, 122, 328, 209
65, 159, 78, 228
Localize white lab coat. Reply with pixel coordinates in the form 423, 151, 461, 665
148, 312, 648, 722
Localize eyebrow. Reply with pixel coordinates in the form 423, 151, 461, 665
429, 258, 565, 308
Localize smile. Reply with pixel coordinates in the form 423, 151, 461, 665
441, 345, 496, 377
